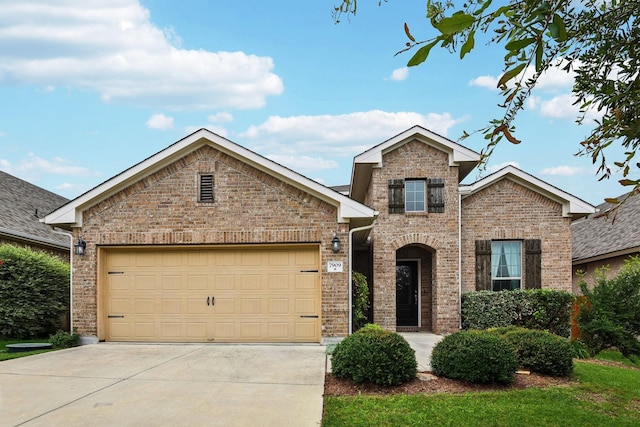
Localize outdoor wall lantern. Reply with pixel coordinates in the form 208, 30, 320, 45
331, 234, 341, 253
74, 237, 87, 256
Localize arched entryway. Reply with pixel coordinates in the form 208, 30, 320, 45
395, 244, 435, 332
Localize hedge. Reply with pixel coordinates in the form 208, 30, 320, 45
461, 289, 572, 337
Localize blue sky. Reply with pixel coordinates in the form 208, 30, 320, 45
0, 1, 633, 205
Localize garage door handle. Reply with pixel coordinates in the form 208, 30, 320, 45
207, 296, 210, 306
211, 296, 215, 306
300, 315, 318, 318
108, 315, 125, 318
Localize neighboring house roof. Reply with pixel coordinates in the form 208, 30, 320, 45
460, 165, 595, 218
330, 184, 350, 196
0, 170, 70, 249
572, 191, 640, 263
350, 125, 482, 202
44, 129, 378, 228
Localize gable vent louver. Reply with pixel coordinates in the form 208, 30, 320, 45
199, 174, 214, 202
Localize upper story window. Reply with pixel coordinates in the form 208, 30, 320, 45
491, 240, 522, 291
198, 173, 214, 203
388, 178, 445, 214
405, 180, 425, 212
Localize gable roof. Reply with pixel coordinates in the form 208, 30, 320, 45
350, 125, 481, 202
0, 170, 70, 249
572, 191, 640, 263
459, 165, 595, 218
44, 129, 377, 228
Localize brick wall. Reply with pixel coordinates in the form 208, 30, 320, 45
365, 140, 462, 333
461, 179, 573, 293
72, 145, 350, 340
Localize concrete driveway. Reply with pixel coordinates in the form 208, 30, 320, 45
0, 344, 326, 427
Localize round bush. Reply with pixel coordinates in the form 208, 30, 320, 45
431, 330, 518, 384
331, 324, 417, 386
502, 329, 574, 376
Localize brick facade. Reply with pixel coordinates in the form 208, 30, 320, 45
364, 140, 462, 333
461, 179, 573, 293
72, 145, 350, 340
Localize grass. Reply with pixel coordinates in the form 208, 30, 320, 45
322, 359, 640, 426
0, 338, 54, 361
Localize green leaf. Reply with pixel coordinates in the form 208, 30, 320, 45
551, 13, 567, 41
460, 30, 475, 59
497, 63, 526, 87
435, 12, 475, 35
535, 42, 543, 72
505, 37, 536, 52
407, 40, 439, 67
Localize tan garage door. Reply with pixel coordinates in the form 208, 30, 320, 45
102, 245, 321, 343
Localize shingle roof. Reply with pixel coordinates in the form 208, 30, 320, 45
0, 171, 70, 248
572, 191, 640, 262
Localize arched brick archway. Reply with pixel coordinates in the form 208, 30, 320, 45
390, 233, 443, 251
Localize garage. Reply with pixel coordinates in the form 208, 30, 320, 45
100, 245, 321, 343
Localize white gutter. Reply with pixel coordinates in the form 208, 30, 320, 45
348, 219, 376, 335
458, 192, 462, 329
50, 227, 73, 332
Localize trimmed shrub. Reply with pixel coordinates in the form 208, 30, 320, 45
49, 329, 80, 349
500, 329, 574, 376
461, 289, 572, 336
0, 245, 70, 338
431, 330, 518, 384
578, 257, 640, 356
331, 324, 417, 386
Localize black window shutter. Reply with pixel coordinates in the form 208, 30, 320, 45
427, 178, 445, 213
524, 239, 542, 289
388, 179, 405, 214
475, 240, 492, 291
199, 174, 214, 202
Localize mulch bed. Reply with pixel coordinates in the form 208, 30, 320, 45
324, 371, 573, 397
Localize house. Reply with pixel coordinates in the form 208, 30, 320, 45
44, 126, 594, 344
0, 170, 70, 261
572, 191, 640, 292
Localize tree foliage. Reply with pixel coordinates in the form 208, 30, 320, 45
333, 0, 640, 198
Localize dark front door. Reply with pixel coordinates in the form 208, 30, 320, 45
396, 260, 419, 327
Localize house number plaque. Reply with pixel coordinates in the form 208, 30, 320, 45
327, 261, 343, 273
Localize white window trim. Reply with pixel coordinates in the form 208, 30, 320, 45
491, 240, 522, 291
405, 179, 426, 212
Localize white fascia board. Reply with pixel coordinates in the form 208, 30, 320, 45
461, 166, 595, 217
44, 129, 376, 227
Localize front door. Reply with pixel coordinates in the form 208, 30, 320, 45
396, 260, 419, 327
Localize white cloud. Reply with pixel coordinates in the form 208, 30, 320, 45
389, 67, 409, 81
208, 112, 234, 123
469, 75, 499, 90
539, 165, 583, 176
146, 113, 173, 130
0, 1, 283, 110
486, 161, 520, 173
266, 154, 338, 172
240, 110, 463, 158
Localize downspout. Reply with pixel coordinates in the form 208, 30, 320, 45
348, 219, 376, 335
50, 227, 74, 332
458, 192, 462, 329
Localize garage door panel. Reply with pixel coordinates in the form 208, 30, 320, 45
105, 245, 320, 343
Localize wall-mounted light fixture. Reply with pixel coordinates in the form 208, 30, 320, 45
331, 234, 341, 253
74, 237, 86, 256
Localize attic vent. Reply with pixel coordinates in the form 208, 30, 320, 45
199, 174, 214, 203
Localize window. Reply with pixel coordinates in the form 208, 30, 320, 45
198, 174, 214, 203
405, 180, 425, 212
491, 241, 522, 291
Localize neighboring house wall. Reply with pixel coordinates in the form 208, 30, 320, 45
573, 253, 639, 293
365, 140, 462, 333
461, 179, 573, 293
72, 145, 350, 339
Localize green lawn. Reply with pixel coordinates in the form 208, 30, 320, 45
0, 338, 54, 361
323, 361, 640, 426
